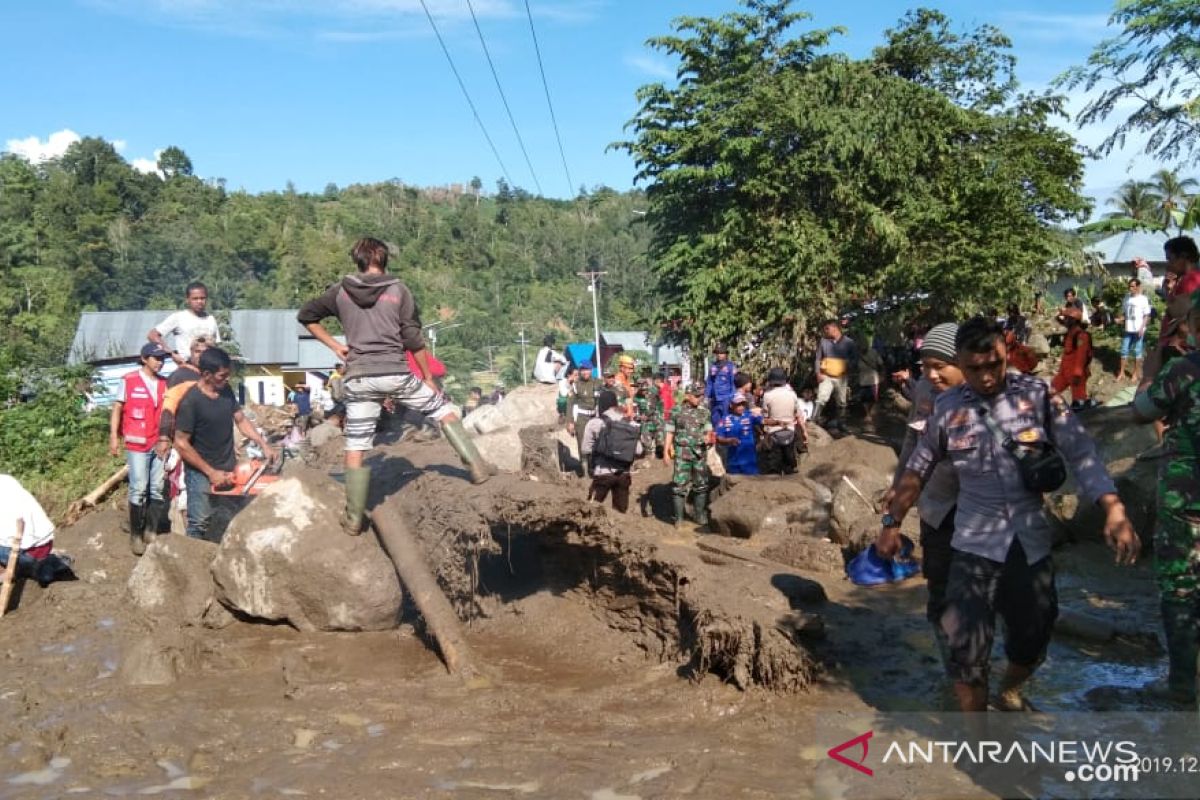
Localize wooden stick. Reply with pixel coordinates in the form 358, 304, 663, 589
81, 465, 130, 508
0, 520, 24, 618
841, 474, 878, 512
370, 501, 481, 682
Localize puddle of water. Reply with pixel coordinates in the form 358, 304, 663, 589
8, 756, 70, 786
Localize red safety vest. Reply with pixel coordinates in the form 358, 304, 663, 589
120, 371, 165, 453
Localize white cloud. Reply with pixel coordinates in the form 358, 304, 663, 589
112, 138, 128, 152
5, 129, 82, 162
131, 150, 164, 176
625, 53, 674, 81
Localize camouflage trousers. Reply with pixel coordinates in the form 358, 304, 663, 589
640, 424, 659, 455
672, 453, 710, 498
1155, 509, 1200, 600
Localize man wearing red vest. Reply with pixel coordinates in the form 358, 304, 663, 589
109, 343, 169, 556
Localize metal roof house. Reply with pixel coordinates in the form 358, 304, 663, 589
71, 310, 344, 407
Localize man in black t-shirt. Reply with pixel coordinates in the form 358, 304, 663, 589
174, 347, 277, 541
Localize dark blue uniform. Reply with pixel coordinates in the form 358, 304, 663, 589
707, 360, 738, 426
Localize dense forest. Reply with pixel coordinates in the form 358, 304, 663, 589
0, 139, 656, 381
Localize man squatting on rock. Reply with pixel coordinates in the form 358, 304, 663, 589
298, 237, 494, 534
877, 316, 1139, 713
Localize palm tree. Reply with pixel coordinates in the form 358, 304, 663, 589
1104, 180, 1162, 226
1149, 168, 1199, 232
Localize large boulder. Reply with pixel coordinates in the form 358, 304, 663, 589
804, 437, 896, 550
463, 384, 557, 436
211, 468, 404, 631
127, 534, 220, 626
474, 428, 524, 473
1046, 406, 1159, 544
709, 475, 829, 539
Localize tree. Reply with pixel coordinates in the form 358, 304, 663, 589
1058, 0, 1200, 165
1105, 179, 1164, 224
157, 146, 193, 178
616, 1, 1089, 363
1149, 167, 1198, 231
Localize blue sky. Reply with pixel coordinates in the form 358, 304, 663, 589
0, 0, 1161, 210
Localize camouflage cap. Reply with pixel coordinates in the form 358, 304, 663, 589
685, 381, 705, 395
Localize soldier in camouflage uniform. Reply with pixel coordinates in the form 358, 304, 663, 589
634, 379, 660, 459
663, 382, 714, 530
1133, 292, 1200, 706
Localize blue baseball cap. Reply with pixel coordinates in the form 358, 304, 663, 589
578, 360, 594, 369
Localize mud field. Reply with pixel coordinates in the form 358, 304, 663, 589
0, 410, 1171, 799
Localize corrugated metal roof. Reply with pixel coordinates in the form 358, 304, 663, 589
1084, 228, 1200, 265
295, 337, 344, 370
601, 331, 653, 352
70, 309, 314, 366
69, 311, 172, 365
228, 309, 305, 365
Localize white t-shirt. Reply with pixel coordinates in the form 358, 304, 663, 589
0, 475, 55, 550
154, 310, 221, 356
1123, 293, 1152, 334
533, 346, 566, 383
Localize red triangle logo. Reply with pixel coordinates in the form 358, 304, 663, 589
827, 730, 874, 776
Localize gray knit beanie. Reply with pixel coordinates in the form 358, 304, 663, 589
920, 322, 959, 363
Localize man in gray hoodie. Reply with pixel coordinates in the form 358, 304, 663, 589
298, 237, 493, 534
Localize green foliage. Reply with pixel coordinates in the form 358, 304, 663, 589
1058, 0, 1200, 165
616, 1, 1090, 368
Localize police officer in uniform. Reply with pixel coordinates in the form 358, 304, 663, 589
706, 344, 738, 427
567, 360, 600, 476
879, 316, 1139, 713
664, 382, 715, 531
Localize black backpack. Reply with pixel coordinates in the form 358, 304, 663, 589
595, 417, 640, 466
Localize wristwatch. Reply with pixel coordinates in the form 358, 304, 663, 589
881, 513, 899, 528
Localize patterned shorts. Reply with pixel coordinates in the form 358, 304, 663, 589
343, 373, 459, 452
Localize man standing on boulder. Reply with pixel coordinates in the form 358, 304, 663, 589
879, 316, 1139, 713
705, 344, 737, 427
298, 238, 493, 534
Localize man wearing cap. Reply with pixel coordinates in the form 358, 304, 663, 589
706, 344, 738, 426
879, 322, 964, 671
567, 361, 600, 476
1131, 288, 1200, 706
1051, 305, 1094, 411
664, 382, 715, 530
614, 354, 638, 416
814, 319, 858, 433
109, 343, 170, 555
715, 392, 761, 475
761, 367, 803, 475
879, 316, 1139, 713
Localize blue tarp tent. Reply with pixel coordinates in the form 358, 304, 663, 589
565, 343, 597, 367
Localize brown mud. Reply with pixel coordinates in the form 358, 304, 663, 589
0, 411, 1170, 799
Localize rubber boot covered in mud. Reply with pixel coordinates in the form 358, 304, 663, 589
672, 495, 687, 529
443, 420, 496, 484
342, 467, 371, 536
144, 499, 167, 545
692, 493, 710, 533
1152, 598, 1199, 705
128, 503, 147, 556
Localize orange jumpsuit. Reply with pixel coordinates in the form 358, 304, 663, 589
1051, 325, 1092, 402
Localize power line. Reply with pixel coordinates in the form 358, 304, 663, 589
418, 0, 513, 188
523, 0, 575, 198
465, 0, 543, 196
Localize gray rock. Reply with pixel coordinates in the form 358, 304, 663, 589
127, 534, 219, 625
308, 421, 343, 450
473, 428, 523, 473
210, 468, 404, 631
709, 476, 828, 539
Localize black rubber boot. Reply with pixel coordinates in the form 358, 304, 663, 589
129, 503, 147, 556
693, 493, 710, 533
144, 499, 167, 545
672, 495, 687, 528
1160, 597, 1199, 704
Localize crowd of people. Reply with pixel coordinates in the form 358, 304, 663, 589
3, 233, 1197, 715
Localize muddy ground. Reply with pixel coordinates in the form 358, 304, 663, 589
0, 400, 1172, 799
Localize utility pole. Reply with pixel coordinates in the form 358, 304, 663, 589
578, 270, 607, 372
512, 322, 532, 387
